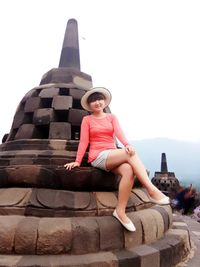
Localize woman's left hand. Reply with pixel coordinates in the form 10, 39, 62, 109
125, 144, 135, 156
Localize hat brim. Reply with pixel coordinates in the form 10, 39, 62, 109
81, 87, 112, 111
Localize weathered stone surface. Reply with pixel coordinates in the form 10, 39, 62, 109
166, 229, 191, 258
68, 108, 88, 126
15, 124, 40, 139
0, 188, 30, 206
33, 108, 55, 125
69, 88, 85, 99
164, 236, 185, 265
71, 217, 99, 254
14, 217, 40, 254
0, 216, 23, 253
149, 208, 165, 239
124, 212, 143, 248
52, 95, 72, 110
49, 122, 71, 139
132, 245, 160, 267
132, 188, 150, 203
151, 238, 173, 267
0, 252, 118, 267
136, 209, 157, 244
6, 166, 59, 188
24, 97, 41, 112
114, 249, 140, 267
162, 205, 173, 227
39, 87, 59, 98
151, 206, 170, 232
96, 216, 123, 251
37, 218, 72, 254
11, 110, 30, 129
96, 192, 118, 214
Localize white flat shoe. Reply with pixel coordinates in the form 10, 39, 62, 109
148, 196, 170, 205
113, 209, 136, 232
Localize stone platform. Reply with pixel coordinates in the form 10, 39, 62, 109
0, 186, 192, 267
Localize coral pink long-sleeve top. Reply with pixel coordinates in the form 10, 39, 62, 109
75, 113, 129, 164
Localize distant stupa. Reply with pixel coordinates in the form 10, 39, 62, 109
151, 153, 180, 197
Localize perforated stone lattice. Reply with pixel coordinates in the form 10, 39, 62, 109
7, 85, 88, 141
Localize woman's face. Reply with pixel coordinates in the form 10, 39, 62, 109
89, 98, 105, 112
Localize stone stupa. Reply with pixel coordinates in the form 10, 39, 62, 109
0, 19, 191, 267
152, 153, 180, 198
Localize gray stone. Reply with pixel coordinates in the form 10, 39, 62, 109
14, 217, 40, 254
132, 245, 160, 267
0, 215, 23, 253
52, 95, 72, 110
49, 122, 71, 139
96, 216, 123, 251
37, 218, 72, 254
71, 217, 99, 254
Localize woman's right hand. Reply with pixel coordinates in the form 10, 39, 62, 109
64, 162, 80, 170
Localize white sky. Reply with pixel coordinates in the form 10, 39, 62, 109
0, 0, 200, 142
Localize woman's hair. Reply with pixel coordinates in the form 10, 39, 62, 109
87, 92, 106, 104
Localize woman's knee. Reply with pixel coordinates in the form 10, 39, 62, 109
120, 163, 134, 180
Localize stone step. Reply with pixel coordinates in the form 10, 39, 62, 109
0, 188, 152, 217
0, 226, 191, 267
0, 204, 172, 255
0, 165, 118, 190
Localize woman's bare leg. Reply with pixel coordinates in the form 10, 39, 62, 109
106, 149, 166, 200
112, 163, 134, 223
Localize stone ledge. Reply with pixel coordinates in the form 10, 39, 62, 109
0, 204, 172, 255
0, 188, 159, 217
0, 230, 190, 267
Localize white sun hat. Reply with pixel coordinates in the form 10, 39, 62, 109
81, 87, 112, 111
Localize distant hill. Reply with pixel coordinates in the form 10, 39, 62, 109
129, 138, 200, 191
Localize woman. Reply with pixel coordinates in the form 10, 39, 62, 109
64, 87, 169, 232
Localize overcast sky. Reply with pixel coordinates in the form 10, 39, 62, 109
0, 0, 200, 142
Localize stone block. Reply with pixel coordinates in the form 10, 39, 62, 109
132, 188, 150, 202
114, 249, 140, 267
11, 110, 31, 129
6, 165, 59, 189
136, 209, 157, 244
73, 76, 93, 90
0, 188, 30, 206
39, 87, 59, 98
14, 124, 40, 139
166, 229, 191, 257
68, 108, 88, 126
151, 239, 173, 267
151, 206, 170, 232
49, 122, 71, 139
132, 245, 160, 267
69, 88, 85, 99
52, 95, 72, 110
162, 205, 173, 226
33, 108, 55, 125
24, 97, 41, 112
71, 217, 99, 254
96, 216, 123, 251
0, 215, 23, 253
164, 236, 185, 265
40, 68, 92, 86
15, 217, 40, 254
124, 212, 143, 248
37, 218, 72, 254
96, 192, 118, 214
149, 208, 165, 239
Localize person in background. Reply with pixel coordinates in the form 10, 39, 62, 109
173, 184, 196, 214
64, 87, 170, 232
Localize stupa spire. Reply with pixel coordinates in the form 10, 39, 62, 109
161, 152, 168, 173
59, 18, 80, 70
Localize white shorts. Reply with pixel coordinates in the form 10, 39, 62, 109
91, 150, 111, 171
